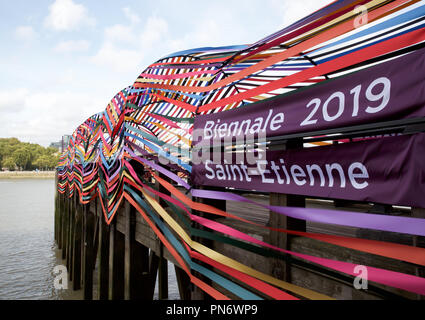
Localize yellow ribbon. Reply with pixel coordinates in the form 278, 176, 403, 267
137, 183, 334, 300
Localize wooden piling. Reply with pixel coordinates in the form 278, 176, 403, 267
82, 202, 95, 299
97, 201, 110, 300
148, 250, 159, 299
72, 195, 82, 290
54, 191, 58, 244
124, 201, 149, 300
269, 193, 305, 282
158, 242, 168, 300
83, 205, 95, 300
268, 139, 306, 282
175, 264, 191, 300
92, 199, 99, 270
67, 194, 71, 271
108, 219, 125, 300
57, 193, 63, 250
62, 194, 68, 260
67, 194, 74, 278
54, 172, 58, 243
191, 185, 226, 300
80, 200, 85, 290
156, 171, 171, 300
412, 207, 425, 300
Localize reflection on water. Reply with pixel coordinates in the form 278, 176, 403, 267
0, 179, 179, 300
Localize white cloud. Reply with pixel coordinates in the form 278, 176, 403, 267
168, 18, 231, 53
15, 26, 38, 42
166, 1, 334, 55
272, 0, 333, 27
44, 0, 95, 31
91, 42, 143, 73
140, 16, 169, 48
123, 7, 140, 25
0, 88, 104, 146
0, 88, 29, 113
91, 15, 168, 73
54, 39, 90, 53
104, 24, 136, 44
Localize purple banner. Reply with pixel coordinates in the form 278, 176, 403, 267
192, 133, 425, 207
193, 48, 425, 146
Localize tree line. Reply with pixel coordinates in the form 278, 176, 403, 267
0, 138, 60, 171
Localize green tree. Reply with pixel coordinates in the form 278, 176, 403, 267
2, 157, 16, 171
8, 138, 20, 146
0, 138, 60, 170
48, 154, 59, 169
46, 147, 57, 155
0, 145, 4, 168
13, 147, 32, 170
33, 155, 48, 170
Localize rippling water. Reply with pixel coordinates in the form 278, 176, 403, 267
0, 179, 179, 300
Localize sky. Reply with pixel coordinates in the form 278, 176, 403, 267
0, 0, 331, 147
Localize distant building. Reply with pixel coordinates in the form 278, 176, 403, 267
61, 135, 71, 152
49, 141, 61, 151
49, 135, 72, 153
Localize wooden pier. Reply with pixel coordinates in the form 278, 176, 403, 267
54, 172, 425, 300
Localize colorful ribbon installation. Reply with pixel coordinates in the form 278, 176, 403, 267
58, 0, 425, 300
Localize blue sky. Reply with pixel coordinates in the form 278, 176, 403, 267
0, 0, 331, 146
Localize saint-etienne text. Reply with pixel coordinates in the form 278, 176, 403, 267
204, 159, 369, 190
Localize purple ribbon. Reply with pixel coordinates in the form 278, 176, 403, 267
191, 189, 425, 237
125, 146, 191, 190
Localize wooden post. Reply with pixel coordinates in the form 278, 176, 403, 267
269, 193, 305, 282
156, 172, 170, 208
155, 171, 170, 300
54, 171, 58, 243
148, 250, 159, 299
90, 199, 99, 273
61, 195, 68, 260
191, 185, 226, 300
83, 202, 95, 299
72, 196, 82, 290
268, 139, 306, 282
175, 264, 191, 300
97, 201, 110, 300
124, 201, 148, 299
92, 214, 99, 270
70, 195, 77, 281
81, 200, 85, 290
67, 194, 74, 271
109, 218, 125, 300
54, 187, 58, 243
67, 193, 74, 278
158, 243, 168, 300
57, 193, 63, 250
412, 208, 425, 300
67, 194, 71, 269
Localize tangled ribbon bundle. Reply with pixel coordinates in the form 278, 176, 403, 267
57, 0, 425, 299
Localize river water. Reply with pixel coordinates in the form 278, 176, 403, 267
0, 179, 179, 300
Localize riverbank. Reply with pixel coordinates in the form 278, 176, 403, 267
0, 171, 55, 179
